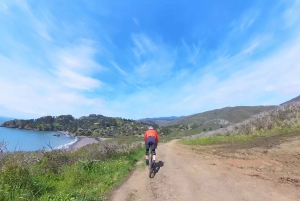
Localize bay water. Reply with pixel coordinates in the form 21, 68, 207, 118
0, 116, 76, 152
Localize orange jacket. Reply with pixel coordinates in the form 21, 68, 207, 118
144, 129, 159, 145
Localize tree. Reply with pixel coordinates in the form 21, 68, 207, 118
160, 127, 171, 135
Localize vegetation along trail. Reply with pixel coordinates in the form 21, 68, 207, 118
111, 139, 300, 201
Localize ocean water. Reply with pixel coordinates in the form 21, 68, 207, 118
0, 116, 77, 152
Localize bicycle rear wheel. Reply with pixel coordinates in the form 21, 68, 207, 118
148, 144, 153, 178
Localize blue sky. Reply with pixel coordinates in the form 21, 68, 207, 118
1, 0, 300, 120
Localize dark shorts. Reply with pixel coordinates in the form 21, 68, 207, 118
145, 137, 157, 149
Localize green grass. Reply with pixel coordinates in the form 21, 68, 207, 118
159, 129, 201, 143
180, 134, 252, 145
0, 143, 145, 201
180, 125, 300, 146
41, 150, 144, 200
164, 106, 277, 127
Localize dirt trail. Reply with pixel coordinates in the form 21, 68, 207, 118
111, 140, 300, 201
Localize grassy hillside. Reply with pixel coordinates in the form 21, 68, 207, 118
162, 106, 278, 132
280, 95, 300, 106
184, 101, 300, 140
136, 116, 183, 126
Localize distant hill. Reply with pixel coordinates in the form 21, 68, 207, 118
162, 106, 278, 131
1, 114, 152, 137
280, 95, 300, 106
136, 116, 183, 126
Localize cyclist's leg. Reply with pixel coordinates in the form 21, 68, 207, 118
145, 139, 150, 165
148, 138, 156, 166
151, 146, 156, 168
152, 145, 156, 161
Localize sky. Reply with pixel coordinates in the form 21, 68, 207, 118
0, 0, 300, 120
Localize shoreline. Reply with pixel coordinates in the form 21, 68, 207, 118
0, 128, 104, 152
54, 131, 101, 151
68, 136, 106, 150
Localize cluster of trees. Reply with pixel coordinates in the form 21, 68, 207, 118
0, 114, 154, 137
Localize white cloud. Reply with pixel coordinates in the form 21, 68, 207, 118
240, 36, 268, 55
55, 68, 101, 90
283, 0, 300, 28
0, 1, 110, 118
111, 61, 129, 77
10, 0, 53, 40
121, 6, 300, 118
55, 42, 102, 72
131, 34, 175, 83
0, 59, 106, 119
133, 18, 139, 26
173, 35, 300, 114
52, 41, 104, 91
181, 40, 203, 66
1, 0, 300, 120
231, 9, 259, 32
0, 1, 9, 12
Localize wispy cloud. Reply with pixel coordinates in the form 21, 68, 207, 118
0, 1, 107, 117
113, 0, 300, 118
231, 8, 259, 32
132, 18, 139, 26
163, 35, 300, 116
55, 69, 101, 90
1, 0, 300, 120
0, 1, 9, 12
131, 34, 175, 84
0, 54, 107, 118
239, 36, 268, 55
283, 0, 300, 28
111, 61, 129, 77
52, 41, 104, 90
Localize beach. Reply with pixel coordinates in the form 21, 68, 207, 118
69, 136, 102, 150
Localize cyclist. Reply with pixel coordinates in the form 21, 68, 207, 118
144, 126, 159, 167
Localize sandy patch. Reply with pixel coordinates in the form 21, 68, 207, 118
70, 136, 100, 150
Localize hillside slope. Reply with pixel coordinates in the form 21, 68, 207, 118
163, 106, 278, 131
280, 95, 300, 106
136, 116, 183, 126
0, 114, 152, 137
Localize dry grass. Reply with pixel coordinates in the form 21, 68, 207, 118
184, 101, 300, 139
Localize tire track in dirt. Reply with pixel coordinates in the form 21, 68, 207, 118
110, 140, 300, 201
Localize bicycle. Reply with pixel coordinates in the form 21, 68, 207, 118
148, 143, 155, 178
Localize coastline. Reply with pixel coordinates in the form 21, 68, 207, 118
0, 128, 103, 152
68, 136, 108, 150
54, 131, 101, 150
69, 136, 97, 150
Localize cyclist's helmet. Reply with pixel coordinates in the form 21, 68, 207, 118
148, 126, 153, 130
